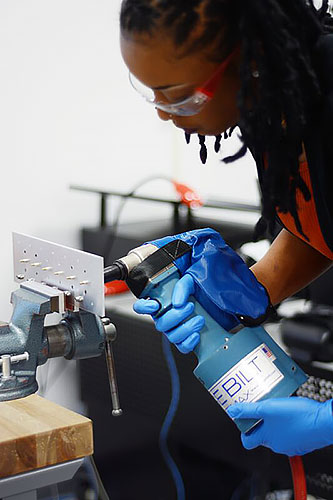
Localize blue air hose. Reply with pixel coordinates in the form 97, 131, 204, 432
159, 335, 186, 500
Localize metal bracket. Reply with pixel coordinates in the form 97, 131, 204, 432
0, 458, 84, 500
13, 232, 105, 317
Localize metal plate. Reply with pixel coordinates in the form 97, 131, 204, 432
13, 233, 105, 316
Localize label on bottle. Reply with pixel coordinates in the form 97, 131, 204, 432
208, 343, 283, 411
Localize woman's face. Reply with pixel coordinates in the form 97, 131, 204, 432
120, 30, 242, 137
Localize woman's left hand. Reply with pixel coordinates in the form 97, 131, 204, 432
227, 397, 333, 456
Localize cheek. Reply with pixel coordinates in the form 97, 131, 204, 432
194, 94, 239, 135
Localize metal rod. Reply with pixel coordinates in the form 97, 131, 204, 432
70, 184, 260, 212
71, 185, 180, 207
105, 339, 122, 416
0, 352, 29, 366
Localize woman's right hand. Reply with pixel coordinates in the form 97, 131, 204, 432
133, 274, 205, 354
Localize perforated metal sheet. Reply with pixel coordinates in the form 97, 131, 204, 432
13, 232, 105, 316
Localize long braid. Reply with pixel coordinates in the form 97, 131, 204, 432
198, 134, 208, 164
238, 1, 326, 238
214, 134, 222, 153
120, 0, 333, 238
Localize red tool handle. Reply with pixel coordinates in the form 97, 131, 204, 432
105, 280, 129, 296
172, 181, 203, 208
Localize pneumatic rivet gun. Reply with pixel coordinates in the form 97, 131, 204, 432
104, 239, 307, 432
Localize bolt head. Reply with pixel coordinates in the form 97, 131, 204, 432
112, 409, 123, 417
102, 319, 117, 341
101, 317, 111, 326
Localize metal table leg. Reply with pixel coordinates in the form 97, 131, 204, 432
0, 458, 84, 500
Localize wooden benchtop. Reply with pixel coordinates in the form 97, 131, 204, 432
0, 394, 93, 478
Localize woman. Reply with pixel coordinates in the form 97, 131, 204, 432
120, 0, 333, 456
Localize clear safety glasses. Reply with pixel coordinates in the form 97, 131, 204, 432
128, 47, 238, 117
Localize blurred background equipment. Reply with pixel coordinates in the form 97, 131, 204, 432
72, 177, 260, 268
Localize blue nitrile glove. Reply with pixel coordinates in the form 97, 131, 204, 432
227, 398, 333, 456
134, 274, 233, 353
133, 228, 271, 353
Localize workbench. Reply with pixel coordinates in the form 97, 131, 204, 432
0, 394, 93, 499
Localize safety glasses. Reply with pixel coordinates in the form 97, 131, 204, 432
128, 47, 238, 117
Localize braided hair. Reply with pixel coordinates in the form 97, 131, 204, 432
120, 0, 333, 239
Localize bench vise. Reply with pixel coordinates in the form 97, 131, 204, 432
0, 233, 121, 416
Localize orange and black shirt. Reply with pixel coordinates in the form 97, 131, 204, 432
264, 151, 333, 260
